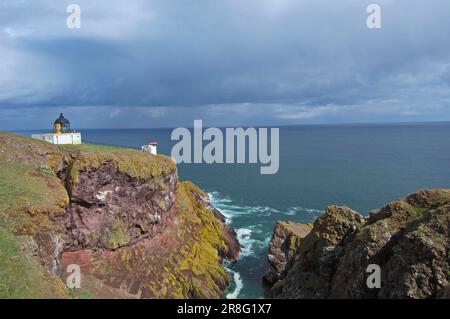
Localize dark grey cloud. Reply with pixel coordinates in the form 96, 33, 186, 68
1, 0, 450, 129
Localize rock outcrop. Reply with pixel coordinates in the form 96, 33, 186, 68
263, 221, 312, 287
0, 132, 239, 298
267, 190, 450, 299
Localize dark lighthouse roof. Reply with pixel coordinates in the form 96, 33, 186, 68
54, 113, 71, 133
54, 113, 70, 125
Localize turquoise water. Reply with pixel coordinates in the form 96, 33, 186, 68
17, 123, 450, 298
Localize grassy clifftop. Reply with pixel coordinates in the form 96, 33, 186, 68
0, 132, 176, 180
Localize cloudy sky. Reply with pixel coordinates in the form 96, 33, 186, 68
1, 0, 450, 130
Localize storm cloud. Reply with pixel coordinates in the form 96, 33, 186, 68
1, 0, 450, 129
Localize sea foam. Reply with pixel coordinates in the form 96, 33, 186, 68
225, 269, 244, 299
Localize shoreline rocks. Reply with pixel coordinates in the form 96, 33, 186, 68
266, 190, 450, 299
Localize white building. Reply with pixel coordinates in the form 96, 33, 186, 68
32, 113, 82, 145
32, 132, 82, 145
141, 141, 158, 155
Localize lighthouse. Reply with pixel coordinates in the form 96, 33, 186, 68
32, 113, 82, 145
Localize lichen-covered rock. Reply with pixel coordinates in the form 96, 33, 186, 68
0, 132, 239, 299
59, 161, 178, 251
269, 190, 450, 299
264, 221, 312, 287
272, 206, 365, 298
57, 182, 238, 298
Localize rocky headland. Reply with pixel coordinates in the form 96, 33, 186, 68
265, 190, 450, 299
0, 132, 239, 298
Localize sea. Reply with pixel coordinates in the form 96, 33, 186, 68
15, 122, 450, 298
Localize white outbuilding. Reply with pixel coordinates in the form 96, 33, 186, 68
141, 141, 158, 155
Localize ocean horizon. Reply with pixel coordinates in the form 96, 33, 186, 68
12, 120, 450, 132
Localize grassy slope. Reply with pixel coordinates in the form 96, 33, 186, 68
0, 132, 69, 297
0, 161, 69, 298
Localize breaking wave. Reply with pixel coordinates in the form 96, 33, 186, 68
225, 269, 244, 299
208, 191, 322, 221
208, 191, 323, 299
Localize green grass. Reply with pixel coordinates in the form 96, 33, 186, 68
58, 143, 133, 153
68, 288, 94, 299
0, 163, 43, 213
35, 166, 57, 177
0, 161, 67, 216
0, 220, 38, 298
412, 206, 429, 218
0, 221, 35, 298
0, 219, 67, 298
0, 161, 69, 298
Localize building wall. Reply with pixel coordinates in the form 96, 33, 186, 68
32, 133, 82, 145
32, 134, 53, 143
142, 145, 157, 155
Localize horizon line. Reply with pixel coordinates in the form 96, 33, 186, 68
6, 119, 450, 132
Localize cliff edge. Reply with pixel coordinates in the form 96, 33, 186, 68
0, 132, 239, 299
266, 190, 450, 299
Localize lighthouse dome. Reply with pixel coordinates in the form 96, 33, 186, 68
54, 113, 71, 133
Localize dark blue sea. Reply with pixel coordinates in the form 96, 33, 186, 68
16, 123, 450, 298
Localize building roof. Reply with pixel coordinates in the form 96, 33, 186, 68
54, 113, 70, 125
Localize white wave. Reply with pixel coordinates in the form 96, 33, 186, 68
209, 191, 322, 220
209, 191, 322, 258
249, 224, 264, 234
226, 270, 243, 299
208, 192, 279, 222
236, 228, 254, 257
237, 228, 251, 237
281, 206, 323, 217
235, 227, 271, 258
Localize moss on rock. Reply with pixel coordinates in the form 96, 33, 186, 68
107, 220, 132, 250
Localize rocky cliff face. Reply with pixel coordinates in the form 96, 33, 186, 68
263, 221, 312, 287
266, 190, 450, 299
0, 132, 239, 298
